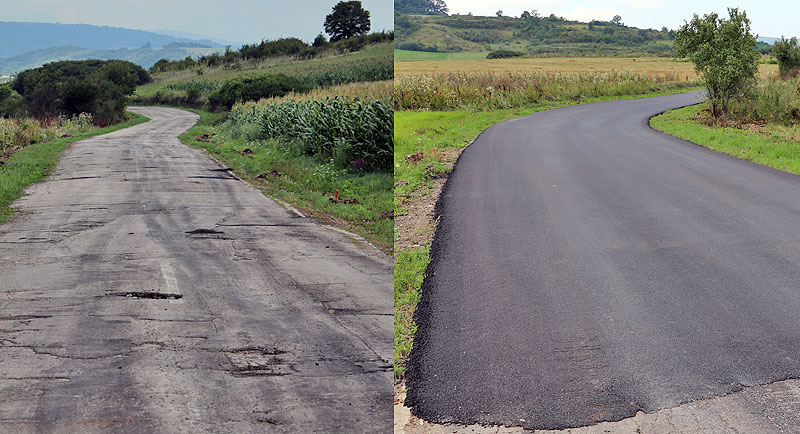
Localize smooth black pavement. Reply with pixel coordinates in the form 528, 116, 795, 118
406, 91, 800, 429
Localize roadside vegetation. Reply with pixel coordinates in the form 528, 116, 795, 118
136, 1, 394, 250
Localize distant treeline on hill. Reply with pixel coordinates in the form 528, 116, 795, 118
395, 13, 676, 56
150, 32, 393, 74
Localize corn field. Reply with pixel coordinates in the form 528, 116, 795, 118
394, 70, 694, 110
256, 80, 392, 105
303, 63, 394, 87
1, 113, 93, 156
229, 97, 392, 171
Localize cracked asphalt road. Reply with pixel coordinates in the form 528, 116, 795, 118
406, 91, 800, 430
0, 107, 392, 433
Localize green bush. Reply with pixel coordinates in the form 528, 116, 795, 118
486, 49, 523, 59
208, 74, 311, 110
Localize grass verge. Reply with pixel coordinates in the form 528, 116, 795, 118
393, 87, 702, 379
176, 107, 393, 251
0, 112, 149, 224
651, 104, 800, 175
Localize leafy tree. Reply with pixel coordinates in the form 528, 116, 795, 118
324, 1, 371, 42
611, 15, 623, 26
674, 8, 759, 118
496, 10, 503, 18
772, 37, 800, 76
208, 74, 310, 110
394, 0, 448, 15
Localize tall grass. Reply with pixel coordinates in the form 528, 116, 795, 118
394, 70, 695, 110
1, 113, 93, 156
730, 77, 800, 124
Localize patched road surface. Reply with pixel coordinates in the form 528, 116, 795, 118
406, 91, 800, 430
0, 107, 392, 433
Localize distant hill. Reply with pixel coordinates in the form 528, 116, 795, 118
0, 45, 219, 75
0, 22, 227, 74
0, 22, 224, 58
395, 13, 675, 57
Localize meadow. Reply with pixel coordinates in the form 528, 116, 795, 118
395, 55, 779, 77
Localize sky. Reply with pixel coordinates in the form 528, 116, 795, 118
0, 0, 394, 44
445, 0, 799, 39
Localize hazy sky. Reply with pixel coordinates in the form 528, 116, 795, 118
0, 0, 394, 44
445, 0, 798, 39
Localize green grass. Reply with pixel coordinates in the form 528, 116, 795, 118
176, 108, 393, 251
0, 112, 149, 223
394, 49, 489, 61
392, 87, 702, 379
651, 104, 800, 174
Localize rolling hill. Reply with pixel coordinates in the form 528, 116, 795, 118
395, 13, 676, 57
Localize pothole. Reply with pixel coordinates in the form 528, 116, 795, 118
115, 292, 183, 300
185, 228, 229, 239
225, 347, 292, 377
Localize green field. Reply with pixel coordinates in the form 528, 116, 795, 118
393, 49, 489, 61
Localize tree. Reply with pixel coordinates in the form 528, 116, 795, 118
772, 37, 800, 76
324, 1, 371, 42
496, 10, 503, 18
674, 8, 759, 119
611, 15, 623, 26
394, 0, 448, 15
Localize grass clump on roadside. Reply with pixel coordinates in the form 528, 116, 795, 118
0, 112, 148, 223
177, 108, 393, 251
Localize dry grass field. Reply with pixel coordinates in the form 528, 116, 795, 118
395, 56, 779, 79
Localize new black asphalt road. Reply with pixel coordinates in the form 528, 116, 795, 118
406, 91, 800, 430
0, 107, 392, 433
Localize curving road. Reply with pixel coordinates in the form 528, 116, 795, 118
406, 91, 800, 430
0, 107, 392, 433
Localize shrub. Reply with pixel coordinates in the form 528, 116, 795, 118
487, 49, 523, 59
208, 74, 311, 110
